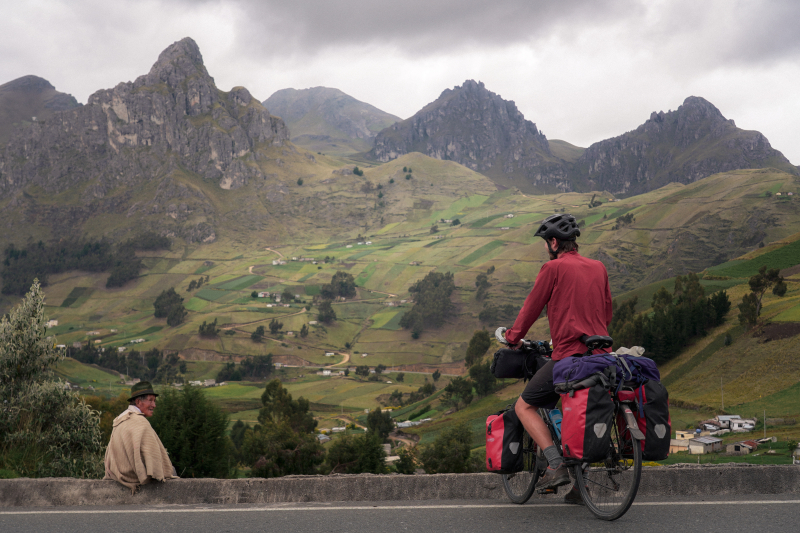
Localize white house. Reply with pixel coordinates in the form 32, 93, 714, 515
346, 244, 353, 248
204, 379, 216, 387
325, 352, 335, 357
322, 370, 331, 376
731, 419, 757, 432
258, 292, 270, 298
505, 214, 514, 218
689, 436, 723, 454
117, 347, 126, 353
47, 320, 59, 327
332, 427, 346, 433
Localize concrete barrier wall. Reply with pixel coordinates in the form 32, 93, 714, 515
1, 464, 798, 508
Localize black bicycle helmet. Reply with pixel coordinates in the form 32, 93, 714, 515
534, 213, 581, 241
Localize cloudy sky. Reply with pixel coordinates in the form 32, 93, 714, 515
3, 0, 799, 162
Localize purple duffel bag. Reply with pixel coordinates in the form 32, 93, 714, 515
553, 353, 661, 394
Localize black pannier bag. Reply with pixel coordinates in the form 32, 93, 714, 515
617, 380, 671, 461
491, 349, 544, 380
486, 407, 525, 474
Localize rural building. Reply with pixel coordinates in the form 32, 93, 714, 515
317, 434, 330, 443
325, 352, 334, 357
700, 419, 722, 431
117, 347, 126, 353
274, 363, 282, 368
362, 353, 368, 357
47, 320, 58, 327
689, 436, 723, 454
56, 344, 66, 349
501, 226, 510, 230
506, 214, 514, 218
346, 244, 353, 248
322, 370, 331, 376
308, 320, 318, 325
189, 380, 202, 386
130, 338, 145, 344
258, 292, 270, 298
332, 427, 346, 433
204, 379, 216, 387
87, 331, 100, 336
726, 440, 759, 455
669, 440, 689, 454
675, 430, 695, 440
731, 419, 757, 432
94, 340, 101, 344
715, 415, 742, 429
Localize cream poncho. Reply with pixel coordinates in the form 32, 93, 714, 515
103, 408, 175, 492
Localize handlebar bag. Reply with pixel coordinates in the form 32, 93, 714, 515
617, 380, 671, 460
490, 348, 544, 380
560, 383, 614, 463
486, 407, 525, 474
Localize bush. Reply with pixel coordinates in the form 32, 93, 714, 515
323, 433, 386, 474
366, 407, 393, 442
150, 385, 232, 478
0, 281, 104, 478
419, 424, 473, 473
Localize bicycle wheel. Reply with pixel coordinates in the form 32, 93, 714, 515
572, 418, 642, 520
501, 431, 539, 503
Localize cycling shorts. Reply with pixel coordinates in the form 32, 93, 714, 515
519, 358, 560, 409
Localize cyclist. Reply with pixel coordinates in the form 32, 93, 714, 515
497, 213, 612, 502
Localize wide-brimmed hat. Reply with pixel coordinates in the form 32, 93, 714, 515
128, 381, 158, 402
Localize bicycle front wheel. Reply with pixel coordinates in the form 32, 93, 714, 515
501, 431, 539, 504
572, 420, 642, 520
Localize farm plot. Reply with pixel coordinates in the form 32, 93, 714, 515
214, 275, 264, 291
61, 287, 92, 308
195, 289, 230, 301
458, 240, 506, 265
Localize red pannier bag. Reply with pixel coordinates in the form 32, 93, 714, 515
617, 380, 671, 460
486, 407, 525, 474
560, 382, 614, 463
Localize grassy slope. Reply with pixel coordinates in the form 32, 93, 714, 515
34, 164, 800, 449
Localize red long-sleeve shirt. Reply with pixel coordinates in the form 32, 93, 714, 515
505, 251, 613, 360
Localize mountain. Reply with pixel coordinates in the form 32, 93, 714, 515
568, 96, 798, 196
263, 87, 400, 155
0, 37, 289, 244
370, 80, 570, 193
0, 75, 80, 144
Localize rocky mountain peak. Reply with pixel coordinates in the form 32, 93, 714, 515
371, 79, 567, 192
569, 95, 796, 195
1, 75, 55, 92
144, 37, 212, 91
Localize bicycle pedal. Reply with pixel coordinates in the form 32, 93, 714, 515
537, 486, 558, 495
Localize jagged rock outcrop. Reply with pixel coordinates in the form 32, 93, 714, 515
0, 38, 290, 243
264, 87, 400, 154
0, 75, 80, 144
568, 96, 797, 195
371, 80, 570, 192
0, 38, 288, 196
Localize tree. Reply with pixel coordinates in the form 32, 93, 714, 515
229, 420, 250, 462
396, 372, 405, 382
419, 424, 473, 473
242, 422, 324, 478
321, 271, 356, 299
464, 330, 492, 367
432, 369, 441, 382
651, 286, 672, 312
300, 324, 309, 338
353, 166, 364, 176
258, 379, 317, 433
317, 300, 337, 324
475, 273, 491, 300
154, 287, 183, 318
430, 225, 439, 234
451, 218, 461, 226
240, 354, 273, 379
375, 363, 387, 374
297, 178, 303, 186
198, 318, 219, 337
269, 318, 284, 335
324, 433, 386, 474
355, 365, 370, 377
150, 385, 232, 478
0, 281, 104, 478
366, 407, 394, 442
399, 271, 456, 335
394, 446, 417, 474
738, 266, 786, 328
251, 290, 258, 298
469, 361, 497, 397
251, 325, 265, 342
441, 376, 473, 410
281, 288, 295, 302
166, 304, 187, 327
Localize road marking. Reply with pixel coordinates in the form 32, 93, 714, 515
2, 500, 799, 515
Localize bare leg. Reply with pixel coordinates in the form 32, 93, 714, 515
515, 396, 553, 450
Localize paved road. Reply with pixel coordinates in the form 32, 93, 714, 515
2, 495, 798, 533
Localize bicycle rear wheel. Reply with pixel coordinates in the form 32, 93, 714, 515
501, 431, 539, 503
572, 419, 642, 520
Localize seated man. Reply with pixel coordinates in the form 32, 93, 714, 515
500, 213, 612, 503
104, 381, 176, 492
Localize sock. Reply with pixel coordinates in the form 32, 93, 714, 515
543, 445, 564, 469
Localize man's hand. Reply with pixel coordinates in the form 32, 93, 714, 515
495, 327, 510, 345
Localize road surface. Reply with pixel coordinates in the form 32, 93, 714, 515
2, 495, 798, 533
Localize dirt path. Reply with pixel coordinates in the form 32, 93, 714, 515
366, 289, 397, 298
265, 247, 284, 258
248, 265, 254, 274
329, 352, 350, 367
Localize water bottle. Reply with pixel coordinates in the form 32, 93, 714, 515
548, 409, 563, 440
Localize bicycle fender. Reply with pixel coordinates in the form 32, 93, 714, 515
622, 407, 645, 440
